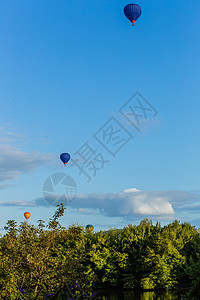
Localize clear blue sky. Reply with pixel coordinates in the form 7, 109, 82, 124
0, 0, 200, 234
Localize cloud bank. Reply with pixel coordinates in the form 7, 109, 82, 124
67, 189, 174, 217
1, 189, 200, 220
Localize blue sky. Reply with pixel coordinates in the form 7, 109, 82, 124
0, 0, 200, 234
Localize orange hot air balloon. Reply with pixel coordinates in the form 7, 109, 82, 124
24, 212, 31, 220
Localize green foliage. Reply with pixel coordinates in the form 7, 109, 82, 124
140, 277, 155, 290
0, 207, 199, 299
184, 255, 200, 299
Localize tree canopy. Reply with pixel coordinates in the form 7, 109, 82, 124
0, 204, 199, 299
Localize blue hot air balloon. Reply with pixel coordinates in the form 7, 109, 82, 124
60, 153, 70, 165
124, 4, 142, 26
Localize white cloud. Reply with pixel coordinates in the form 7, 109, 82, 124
120, 193, 174, 215
123, 188, 140, 193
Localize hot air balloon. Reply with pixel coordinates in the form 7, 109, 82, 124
60, 153, 70, 165
124, 4, 142, 26
86, 225, 94, 232
24, 212, 31, 220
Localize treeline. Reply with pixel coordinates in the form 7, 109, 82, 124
0, 204, 200, 299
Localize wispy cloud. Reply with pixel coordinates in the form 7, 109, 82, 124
0, 198, 49, 207
0, 144, 54, 182
0, 184, 15, 189
0, 126, 25, 143
0, 125, 55, 182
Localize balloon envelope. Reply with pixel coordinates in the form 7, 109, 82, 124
124, 4, 142, 25
86, 225, 94, 232
24, 212, 31, 220
60, 153, 70, 165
